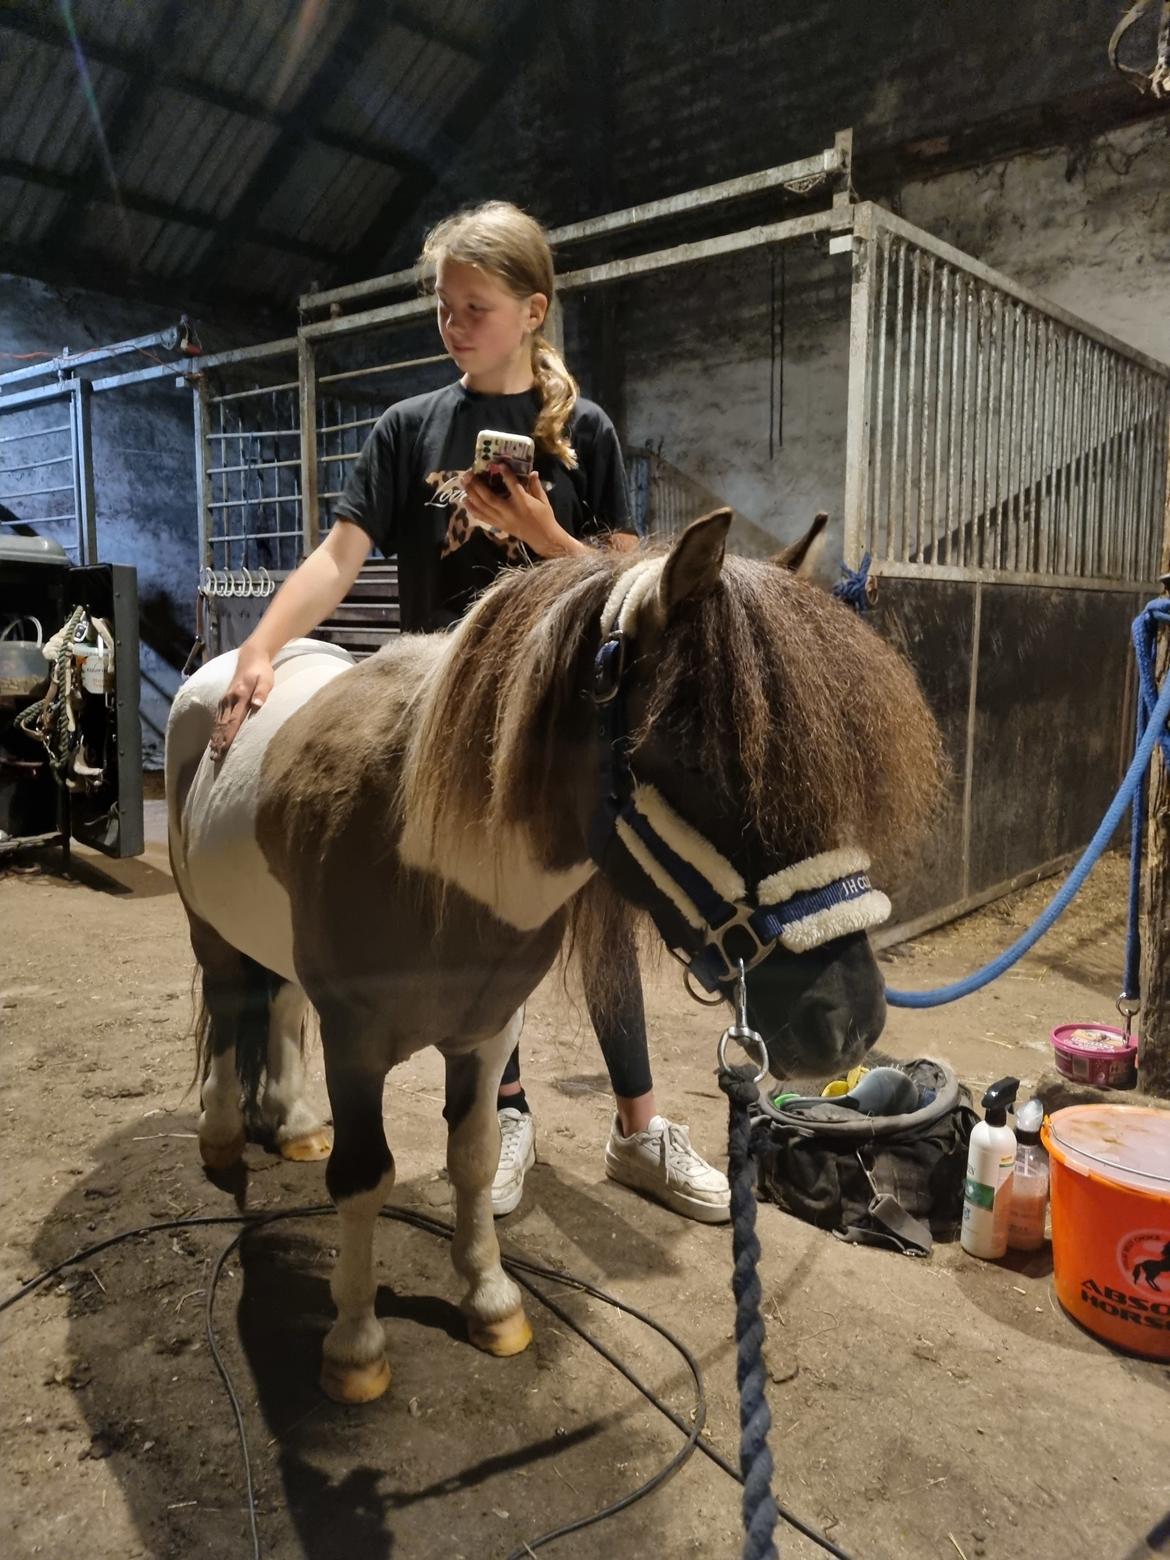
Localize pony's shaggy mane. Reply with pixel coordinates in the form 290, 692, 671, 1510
399, 546, 944, 874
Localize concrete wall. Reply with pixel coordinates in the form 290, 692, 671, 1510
1, 274, 203, 765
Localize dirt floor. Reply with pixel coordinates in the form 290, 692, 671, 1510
1, 802, 1168, 1560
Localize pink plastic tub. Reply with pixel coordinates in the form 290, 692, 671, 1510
1051, 1023, 1138, 1089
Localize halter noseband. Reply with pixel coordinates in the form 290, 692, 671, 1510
586, 560, 892, 995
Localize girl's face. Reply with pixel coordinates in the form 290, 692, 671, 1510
435, 257, 546, 378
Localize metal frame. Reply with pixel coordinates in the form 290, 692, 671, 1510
0, 322, 190, 393
843, 202, 1170, 592
0, 377, 98, 562
298, 131, 855, 318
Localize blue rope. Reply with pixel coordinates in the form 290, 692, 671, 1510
720, 1064, 779, 1560
886, 600, 1170, 1010
831, 552, 872, 613
1124, 681, 1148, 1004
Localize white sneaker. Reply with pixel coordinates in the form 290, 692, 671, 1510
604, 1114, 731, 1224
491, 1108, 536, 1217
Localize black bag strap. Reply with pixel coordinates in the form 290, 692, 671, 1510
837, 1193, 934, 1257
835, 1147, 935, 1257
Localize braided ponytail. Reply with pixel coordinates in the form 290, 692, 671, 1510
531, 333, 579, 469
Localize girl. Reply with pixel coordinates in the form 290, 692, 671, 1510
209, 201, 729, 1226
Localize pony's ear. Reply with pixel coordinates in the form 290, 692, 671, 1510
657, 509, 732, 617
771, 511, 829, 576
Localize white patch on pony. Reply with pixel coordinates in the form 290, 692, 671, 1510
601, 557, 665, 637
632, 783, 747, 905
167, 639, 355, 981
396, 814, 595, 933
757, 847, 872, 906
778, 889, 892, 953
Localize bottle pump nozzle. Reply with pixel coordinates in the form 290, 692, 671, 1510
980, 1076, 1020, 1126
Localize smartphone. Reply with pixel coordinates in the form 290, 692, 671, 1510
473, 430, 535, 496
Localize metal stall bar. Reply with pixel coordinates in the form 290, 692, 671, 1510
843, 204, 879, 569
850, 203, 1170, 590
301, 134, 855, 318
70, 380, 98, 563
0, 321, 191, 390
318, 353, 448, 385
90, 336, 299, 394
192, 381, 212, 568
298, 336, 320, 555
300, 208, 845, 345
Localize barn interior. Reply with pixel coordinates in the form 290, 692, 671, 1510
2, 5, 1170, 1559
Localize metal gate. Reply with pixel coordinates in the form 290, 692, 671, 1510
843, 202, 1170, 938
844, 203, 1170, 590
0, 379, 97, 564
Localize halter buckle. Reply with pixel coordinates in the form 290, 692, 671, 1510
591, 632, 627, 705
690, 904, 773, 991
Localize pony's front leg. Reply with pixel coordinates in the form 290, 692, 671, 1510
444, 1013, 532, 1357
319, 1039, 394, 1404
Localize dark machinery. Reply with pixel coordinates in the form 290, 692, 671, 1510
0, 536, 142, 862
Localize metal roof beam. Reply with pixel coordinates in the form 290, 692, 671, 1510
0, 157, 336, 264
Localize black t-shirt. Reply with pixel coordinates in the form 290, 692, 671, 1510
335, 381, 634, 631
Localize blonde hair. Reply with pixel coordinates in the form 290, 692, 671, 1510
420, 201, 579, 469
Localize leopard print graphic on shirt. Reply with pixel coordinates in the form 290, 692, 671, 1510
427, 469, 527, 565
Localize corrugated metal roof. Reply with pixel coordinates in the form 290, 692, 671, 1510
120, 91, 281, 219
0, 178, 69, 248
69, 0, 162, 55
0, 33, 125, 175
260, 143, 401, 254
168, 0, 360, 115
0, 0, 530, 305
320, 24, 480, 160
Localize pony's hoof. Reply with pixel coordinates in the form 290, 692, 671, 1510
319, 1355, 391, 1404
279, 1129, 333, 1163
199, 1131, 245, 1171
467, 1308, 532, 1357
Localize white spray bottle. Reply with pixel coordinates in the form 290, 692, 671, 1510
960, 1076, 1019, 1260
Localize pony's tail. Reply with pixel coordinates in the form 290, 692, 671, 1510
191, 952, 275, 1124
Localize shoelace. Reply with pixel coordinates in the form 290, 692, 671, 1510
663, 1123, 708, 1178
498, 1113, 529, 1168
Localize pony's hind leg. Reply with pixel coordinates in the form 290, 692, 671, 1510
261, 981, 332, 1162
444, 1011, 531, 1357
319, 1019, 394, 1404
188, 915, 265, 1171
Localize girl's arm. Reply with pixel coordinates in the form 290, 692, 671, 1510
209, 519, 372, 758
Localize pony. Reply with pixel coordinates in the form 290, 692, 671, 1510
166, 511, 942, 1402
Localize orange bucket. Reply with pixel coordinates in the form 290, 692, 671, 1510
1043, 1106, 1170, 1360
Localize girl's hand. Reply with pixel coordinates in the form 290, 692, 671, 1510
210, 641, 274, 760
461, 465, 586, 557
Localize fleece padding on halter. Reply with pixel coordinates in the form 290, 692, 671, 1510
617, 784, 890, 988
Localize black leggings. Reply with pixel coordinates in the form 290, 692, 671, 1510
500, 927, 653, 1100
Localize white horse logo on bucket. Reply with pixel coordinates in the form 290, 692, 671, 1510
1122, 1231, 1170, 1293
